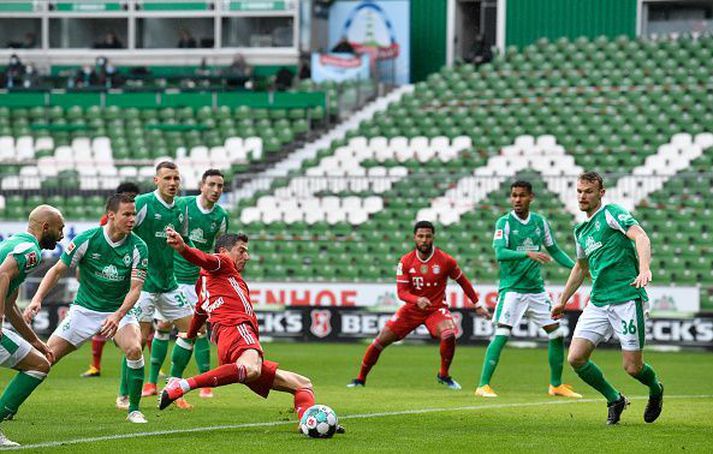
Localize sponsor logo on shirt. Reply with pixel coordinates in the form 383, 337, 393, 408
204, 296, 225, 313
190, 228, 206, 244
99, 264, 123, 281
66, 242, 76, 254
155, 224, 175, 238
584, 236, 603, 256
412, 276, 424, 290
516, 237, 540, 252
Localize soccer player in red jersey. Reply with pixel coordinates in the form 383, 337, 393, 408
159, 228, 341, 431
348, 220, 489, 390
82, 181, 141, 380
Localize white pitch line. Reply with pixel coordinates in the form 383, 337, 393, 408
8, 394, 713, 450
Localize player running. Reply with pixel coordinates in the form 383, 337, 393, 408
0, 205, 63, 447
24, 194, 150, 424
170, 169, 229, 399
551, 171, 663, 425
82, 181, 140, 379
475, 180, 582, 399
347, 220, 488, 390
159, 229, 340, 433
132, 161, 195, 410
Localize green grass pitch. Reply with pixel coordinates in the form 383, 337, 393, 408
1, 341, 711, 452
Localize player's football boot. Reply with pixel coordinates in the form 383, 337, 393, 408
644, 382, 664, 423
606, 394, 630, 425
474, 385, 498, 398
0, 430, 19, 447
175, 397, 193, 410
158, 379, 186, 410
115, 395, 129, 410
141, 382, 158, 397
127, 410, 148, 424
81, 365, 101, 378
346, 379, 365, 388
336, 425, 346, 434
199, 387, 214, 398
548, 384, 583, 398
436, 374, 462, 390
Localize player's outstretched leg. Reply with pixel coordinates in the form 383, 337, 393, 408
475, 326, 509, 397
545, 325, 582, 398
623, 353, 664, 423
436, 327, 461, 390
116, 356, 130, 410
115, 324, 147, 423
0, 346, 51, 446
348, 328, 398, 387
569, 339, 626, 424
82, 335, 106, 378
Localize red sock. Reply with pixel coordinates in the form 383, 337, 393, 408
294, 387, 315, 419
91, 336, 107, 369
146, 330, 154, 354
357, 339, 384, 382
187, 363, 247, 389
439, 329, 456, 377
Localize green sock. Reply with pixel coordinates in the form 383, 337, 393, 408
169, 337, 194, 378
547, 336, 564, 387
194, 335, 211, 374
148, 332, 170, 385
118, 356, 128, 396
575, 360, 620, 403
0, 371, 46, 420
126, 358, 145, 413
633, 363, 662, 397
478, 334, 508, 387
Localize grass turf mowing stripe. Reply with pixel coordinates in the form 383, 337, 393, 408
9, 394, 712, 450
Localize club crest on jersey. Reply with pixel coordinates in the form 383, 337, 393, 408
211, 222, 217, 231
432, 265, 441, 274
141, 258, 148, 267
310, 310, 332, 338
535, 227, 541, 236
420, 265, 428, 274
123, 254, 131, 266
178, 213, 184, 223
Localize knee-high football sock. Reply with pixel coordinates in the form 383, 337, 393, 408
547, 331, 565, 387
126, 357, 145, 413
194, 334, 211, 374
478, 328, 509, 386
357, 339, 384, 382
574, 360, 620, 403
438, 328, 456, 377
148, 330, 170, 384
0, 371, 46, 420
169, 337, 194, 379
118, 356, 128, 396
185, 363, 248, 390
633, 363, 663, 397
91, 335, 107, 370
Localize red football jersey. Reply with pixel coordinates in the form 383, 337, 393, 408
395, 247, 462, 311
194, 252, 258, 332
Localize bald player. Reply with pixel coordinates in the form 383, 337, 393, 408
0, 205, 64, 447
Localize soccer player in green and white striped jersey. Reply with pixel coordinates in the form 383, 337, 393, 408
551, 171, 663, 425
475, 180, 581, 399
165, 168, 229, 399
25, 194, 150, 423
0, 205, 64, 447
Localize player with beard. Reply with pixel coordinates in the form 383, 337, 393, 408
347, 220, 488, 390
0, 205, 64, 447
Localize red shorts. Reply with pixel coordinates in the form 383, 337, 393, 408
212, 323, 277, 398
385, 304, 453, 340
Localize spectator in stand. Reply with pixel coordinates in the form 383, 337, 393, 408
21, 64, 39, 88
94, 32, 123, 49
177, 29, 197, 48
4, 54, 25, 88
22, 32, 37, 49
331, 35, 355, 54
73, 65, 98, 88
298, 52, 311, 80
274, 66, 294, 91
468, 34, 493, 67
222, 53, 252, 89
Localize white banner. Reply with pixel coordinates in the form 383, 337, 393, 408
246, 282, 700, 314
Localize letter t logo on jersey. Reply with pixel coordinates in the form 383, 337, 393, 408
412, 276, 424, 290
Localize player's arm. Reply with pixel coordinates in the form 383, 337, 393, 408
185, 309, 208, 339
395, 260, 429, 309
99, 277, 144, 337
4, 289, 53, 361
453, 269, 489, 316
542, 220, 575, 268
0, 255, 21, 334
626, 225, 652, 288
551, 258, 589, 319
23, 259, 68, 322
492, 218, 550, 263
165, 227, 221, 271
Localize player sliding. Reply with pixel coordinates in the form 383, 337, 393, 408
551, 171, 663, 425
0, 206, 63, 447
25, 194, 150, 424
475, 180, 582, 398
348, 220, 488, 390
159, 228, 342, 432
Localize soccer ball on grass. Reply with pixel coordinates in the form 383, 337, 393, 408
299, 405, 338, 439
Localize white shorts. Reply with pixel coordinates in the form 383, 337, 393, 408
178, 283, 198, 308
572, 300, 646, 351
136, 289, 192, 323
0, 327, 33, 368
494, 291, 557, 328
51, 304, 139, 348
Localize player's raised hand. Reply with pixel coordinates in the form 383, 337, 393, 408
631, 269, 652, 288
23, 299, 42, 323
416, 296, 431, 310
526, 251, 552, 264
165, 227, 186, 252
551, 302, 566, 320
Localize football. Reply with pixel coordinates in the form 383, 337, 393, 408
299, 405, 338, 439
